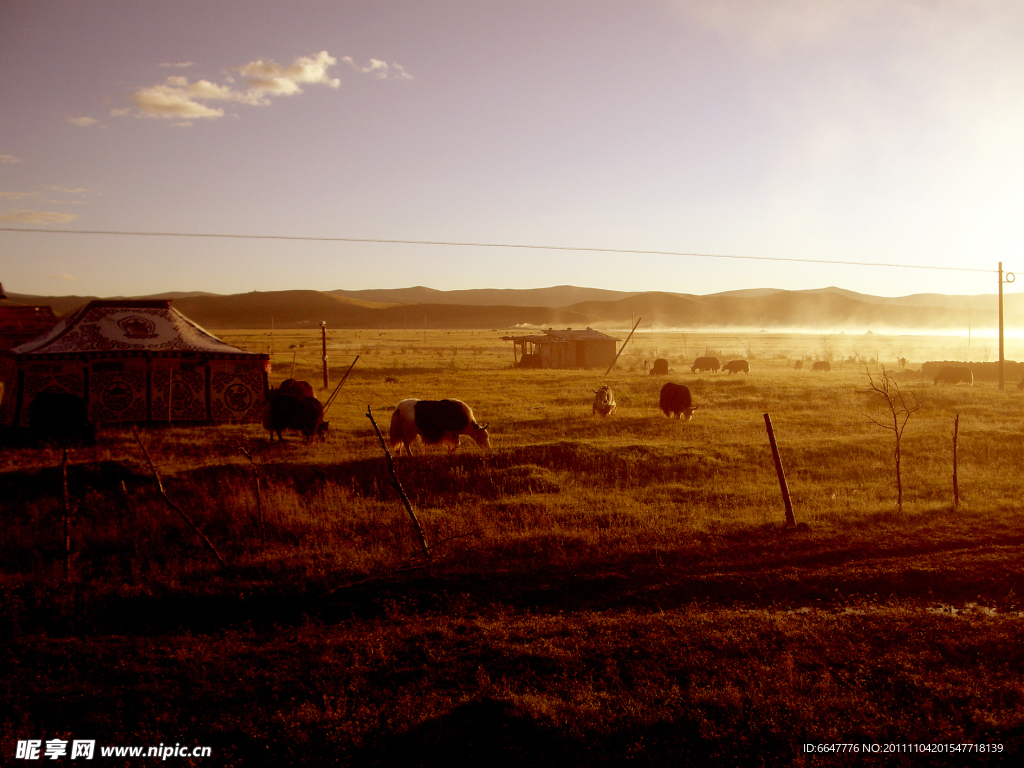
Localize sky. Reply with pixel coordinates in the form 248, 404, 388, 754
1, 0, 1021, 299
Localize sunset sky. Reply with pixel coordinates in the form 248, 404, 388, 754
1, 0, 1021, 299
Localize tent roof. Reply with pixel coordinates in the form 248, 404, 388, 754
11, 299, 265, 359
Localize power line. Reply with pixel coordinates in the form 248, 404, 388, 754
0, 225, 998, 273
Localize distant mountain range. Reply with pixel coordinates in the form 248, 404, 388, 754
3, 285, 1020, 332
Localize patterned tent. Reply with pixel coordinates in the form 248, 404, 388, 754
0, 300, 268, 427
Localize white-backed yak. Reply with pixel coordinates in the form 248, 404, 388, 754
389, 398, 490, 455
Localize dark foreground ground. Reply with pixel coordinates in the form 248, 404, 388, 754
3, 519, 1023, 767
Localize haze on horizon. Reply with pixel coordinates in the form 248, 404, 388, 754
1, 0, 1021, 300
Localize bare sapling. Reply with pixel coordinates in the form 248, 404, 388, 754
863, 366, 922, 515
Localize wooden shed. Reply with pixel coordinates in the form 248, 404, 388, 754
501, 327, 620, 369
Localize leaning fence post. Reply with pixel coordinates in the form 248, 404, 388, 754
764, 413, 796, 528
133, 425, 227, 568
366, 406, 431, 559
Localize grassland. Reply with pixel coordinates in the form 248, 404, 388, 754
2, 329, 1023, 766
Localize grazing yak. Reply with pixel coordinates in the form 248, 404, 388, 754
811, 361, 831, 372
278, 378, 315, 398
934, 366, 973, 386
659, 382, 698, 421
29, 391, 96, 445
389, 398, 490, 455
650, 358, 669, 376
264, 391, 327, 442
1019, 377, 1024, 391
723, 360, 749, 374
592, 386, 616, 417
794, 360, 803, 370
691, 356, 720, 373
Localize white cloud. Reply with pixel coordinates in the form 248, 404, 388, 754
46, 187, 93, 194
124, 50, 408, 123
0, 154, 22, 163
0, 210, 79, 224
50, 273, 78, 282
160, 61, 196, 68
0, 192, 38, 200
68, 116, 99, 127
131, 81, 228, 119
238, 50, 341, 92
341, 56, 412, 80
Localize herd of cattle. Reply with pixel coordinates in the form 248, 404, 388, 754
16, 354, 1020, 447
260, 354, 1019, 449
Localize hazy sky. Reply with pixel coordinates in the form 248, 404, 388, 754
1, 0, 1021, 298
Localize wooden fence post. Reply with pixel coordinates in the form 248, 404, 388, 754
61, 448, 72, 582
952, 414, 960, 508
764, 413, 796, 528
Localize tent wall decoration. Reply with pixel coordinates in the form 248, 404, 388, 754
0, 300, 269, 427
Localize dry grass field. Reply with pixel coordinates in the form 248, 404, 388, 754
2, 329, 1023, 766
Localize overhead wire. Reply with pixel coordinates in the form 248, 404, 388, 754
0, 226, 998, 273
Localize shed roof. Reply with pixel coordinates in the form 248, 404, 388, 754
11, 299, 264, 359
502, 327, 620, 343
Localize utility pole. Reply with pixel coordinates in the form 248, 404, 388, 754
321, 321, 329, 390
998, 263, 1015, 391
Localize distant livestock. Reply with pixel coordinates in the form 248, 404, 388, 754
592, 386, 616, 417
794, 360, 803, 370
659, 382, 698, 421
1019, 377, 1024, 391
691, 356, 720, 373
29, 391, 96, 444
934, 366, 973, 386
811, 361, 831, 372
264, 392, 327, 442
723, 360, 749, 374
389, 398, 491, 455
651, 358, 669, 376
518, 354, 542, 369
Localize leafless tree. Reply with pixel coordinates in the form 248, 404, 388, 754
864, 366, 922, 514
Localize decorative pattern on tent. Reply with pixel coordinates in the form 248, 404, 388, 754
1, 300, 269, 427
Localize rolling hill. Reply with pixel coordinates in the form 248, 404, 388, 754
3, 286, 1021, 331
